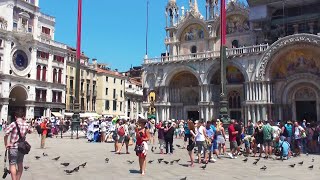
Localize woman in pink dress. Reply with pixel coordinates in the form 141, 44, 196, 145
135, 119, 150, 175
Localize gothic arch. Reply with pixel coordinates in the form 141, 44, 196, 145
279, 73, 320, 105
164, 66, 201, 86
205, 61, 248, 84
176, 19, 209, 42
254, 34, 320, 81
9, 84, 29, 102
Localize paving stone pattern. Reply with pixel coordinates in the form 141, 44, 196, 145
0, 133, 319, 180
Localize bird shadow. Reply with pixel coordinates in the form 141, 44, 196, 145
179, 164, 190, 167
129, 169, 141, 174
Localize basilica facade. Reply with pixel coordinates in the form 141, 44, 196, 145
142, 0, 320, 123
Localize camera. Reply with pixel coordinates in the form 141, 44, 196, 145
2, 167, 10, 179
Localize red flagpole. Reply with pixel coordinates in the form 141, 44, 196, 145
220, 0, 226, 45
76, 0, 82, 59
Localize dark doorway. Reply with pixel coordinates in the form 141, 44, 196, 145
296, 101, 317, 122
230, 111, 241, 120
188, 111, 199, 121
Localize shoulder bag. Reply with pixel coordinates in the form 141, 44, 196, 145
14, 122, 31, 155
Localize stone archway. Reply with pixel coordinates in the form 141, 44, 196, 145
255, 33, 320, 81
8, 85, 28, 121
168, 71, 200, 120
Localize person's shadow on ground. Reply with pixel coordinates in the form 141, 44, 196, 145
129, 169, 141, 174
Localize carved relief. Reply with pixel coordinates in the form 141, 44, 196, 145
295, 87, 316, 100
257, 34, 320, 80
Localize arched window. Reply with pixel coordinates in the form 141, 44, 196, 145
232, 40, 239, 48
36, 65, 41, 80
228, 91, 241, 108
42, 66, 46, 81
53, 68, 57, 83
58, 69, 62, 83
191, 46, 197, 53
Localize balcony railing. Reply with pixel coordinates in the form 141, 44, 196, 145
39, 13, 55, 22
87, 90, 91, 97
144, 44, 269, 64
93, 90, 97, 97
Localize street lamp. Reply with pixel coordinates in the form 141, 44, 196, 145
219, 0, 230, 124
71, 0, 82, 139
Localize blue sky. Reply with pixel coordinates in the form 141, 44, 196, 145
40, 0, 246, 71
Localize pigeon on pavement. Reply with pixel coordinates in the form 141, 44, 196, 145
52, 156, 60, 161
289, 164, 296, 168
61, 163, 70, 167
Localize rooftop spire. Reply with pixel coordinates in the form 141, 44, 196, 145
194, 0, 199, 14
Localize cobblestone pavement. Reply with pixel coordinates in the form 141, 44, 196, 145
0, 132, 319, 180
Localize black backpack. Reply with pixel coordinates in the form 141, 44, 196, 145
15, 122, 31, 155
35, 125, 42, 134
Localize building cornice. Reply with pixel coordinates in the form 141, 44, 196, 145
0, 74, 65, 90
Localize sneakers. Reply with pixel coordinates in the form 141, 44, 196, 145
227, 153, 234, 159
210, 158, 217, 162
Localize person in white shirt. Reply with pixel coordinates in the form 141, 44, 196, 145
294, 121, 305, 154
272, 122, 281, 139
195, 120, 208, 164
100, 120, 107, 143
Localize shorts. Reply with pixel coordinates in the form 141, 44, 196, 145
9, 149, 24, 165
118, 135, 129, 143
256, 138, 263, 145
236, 137, 241, 146
187, 141, 195, 151
217, 135, 225, 144
264, 139, 273, 147
230, 141, 238, 150
196, 141, 208, 154
244, 140, 250, 149
211, 139, 218, 151
184, 134, 191, 142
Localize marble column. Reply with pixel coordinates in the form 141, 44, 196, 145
247, 105, 252, 120
278, 105, 282, 121
257, 105, 261, 121
252, 105, 256, 123
249, 83, 252, 101
262, 83, 266, 101
167, 107, 170, 120
262, 105, 267, 121
156, 107, 159, 122
0, 103, 9, 122
25, 105, 35, 119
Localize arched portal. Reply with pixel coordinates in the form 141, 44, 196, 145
209, 65, 245, 120
8, 85, 28, 121
169, 71, 200, 120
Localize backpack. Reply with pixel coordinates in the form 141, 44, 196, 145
14, 122, 31, 155
35, 125, 42, 134
117, 126, 125, 136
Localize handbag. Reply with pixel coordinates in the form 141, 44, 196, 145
205, 137, 212, 146
134, 144, 144, 153
14, 122, 31, 155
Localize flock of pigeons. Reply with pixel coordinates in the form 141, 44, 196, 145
31, 153, 87, 175
241, 155, 316, 171
22, 143, 317, 179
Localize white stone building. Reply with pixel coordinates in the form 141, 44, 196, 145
125, 78, 143, 120
0, 0, 67, 121
143, 0, 320, 123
